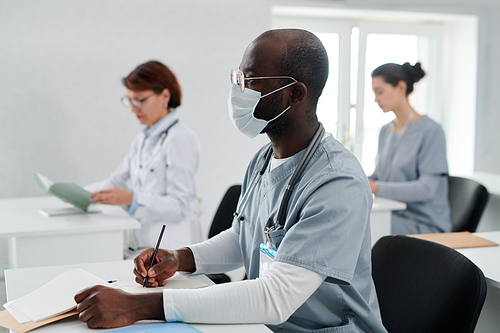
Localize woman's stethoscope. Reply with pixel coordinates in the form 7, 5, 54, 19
234, 123, 325, 232
380, 110, 414, 181
138, 119, 179, 173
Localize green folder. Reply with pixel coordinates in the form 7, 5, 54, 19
34, 172, 94, 212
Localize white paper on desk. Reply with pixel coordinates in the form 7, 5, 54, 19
3, 268, 108, 323
112, 272, 209, 293
39, 207, 101, 217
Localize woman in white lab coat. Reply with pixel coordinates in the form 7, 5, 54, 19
86, 60, 202, 259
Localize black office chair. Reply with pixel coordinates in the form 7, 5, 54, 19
372, 235, 487, 333
206, 185, 242, 284
448, 176, 489, 232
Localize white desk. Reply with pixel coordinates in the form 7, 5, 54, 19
370, 196, 406, 244
456, 231, 500, 332
0, 196, 140, 269
4, 260, 272, 333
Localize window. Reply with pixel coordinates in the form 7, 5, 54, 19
356, 22, 442, 174
272, 7, 477, 176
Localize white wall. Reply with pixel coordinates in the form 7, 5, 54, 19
1, 0, 500, 264
0, 0, 271, 264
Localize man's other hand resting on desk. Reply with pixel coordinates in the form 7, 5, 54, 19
74, 247, 194, 329
75, 285, 163, 329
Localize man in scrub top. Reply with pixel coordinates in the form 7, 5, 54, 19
75, 28, 388, 333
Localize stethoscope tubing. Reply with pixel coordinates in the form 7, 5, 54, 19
138, 120, 179, 173
380, 110, 414, 181
234, 147, 273, 219
234, 123, 325, 230
275, 123, 325, 228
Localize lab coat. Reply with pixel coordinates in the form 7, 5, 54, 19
86, 112, 202, 256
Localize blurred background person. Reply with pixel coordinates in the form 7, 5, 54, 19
368, 62, 451, 235
86, 60, 202, 258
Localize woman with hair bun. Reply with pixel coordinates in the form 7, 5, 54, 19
86, 60, 202, 258
369, 62, 451, 234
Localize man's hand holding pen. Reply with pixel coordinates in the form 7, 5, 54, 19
133, 247, 196, 288
133, 248, 179, 287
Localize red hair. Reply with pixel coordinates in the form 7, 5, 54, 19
123, 60, 182, 109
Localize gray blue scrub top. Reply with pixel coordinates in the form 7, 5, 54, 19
233, 135, 387, 333
370, 116, 451, 234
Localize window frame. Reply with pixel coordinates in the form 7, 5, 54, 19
355, 21, 444, 167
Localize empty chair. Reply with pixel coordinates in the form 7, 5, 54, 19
206, 185, 242, 284
372, 235, 487, 333
448, 176, 489, 232
208, 185, 242, 239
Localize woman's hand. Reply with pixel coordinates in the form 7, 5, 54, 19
369, 179, 378, 194
90, 188, 133, 205
133, 247, 196, 287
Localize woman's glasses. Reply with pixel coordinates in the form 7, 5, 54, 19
120, 92, 156, 109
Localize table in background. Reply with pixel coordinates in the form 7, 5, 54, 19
4, 260, 272, 333
456, 231, 500, 332
0, 196, 140, 270
370, 196, 406, 244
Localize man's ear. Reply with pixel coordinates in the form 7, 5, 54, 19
288, 82, 307, 106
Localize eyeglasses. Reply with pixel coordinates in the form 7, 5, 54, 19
230, 69, 297, 93
120, 92, 156, 109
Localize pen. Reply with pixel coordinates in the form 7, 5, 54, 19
143, 224, 166, 288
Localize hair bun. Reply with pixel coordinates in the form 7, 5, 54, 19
403, 62, 426, 83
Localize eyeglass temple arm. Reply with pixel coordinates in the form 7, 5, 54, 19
244, 76, 297, 82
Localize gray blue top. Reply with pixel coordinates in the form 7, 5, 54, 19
369, 116, 451, 234
233, 135, 387, 333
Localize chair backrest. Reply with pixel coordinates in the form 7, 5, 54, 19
372, 235, 487, 333
208, 185, 242, 239
448, 176, 489, 232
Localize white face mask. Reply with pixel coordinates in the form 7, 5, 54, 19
228, 81, 296, 138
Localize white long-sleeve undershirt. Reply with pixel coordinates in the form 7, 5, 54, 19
187, 227, 244, 274
164, 229, 326, 325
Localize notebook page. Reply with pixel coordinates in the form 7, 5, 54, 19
3, 269, 108, 323
2, 305, 31, 324
112, 272, 209, 293
34, 172, 54, 190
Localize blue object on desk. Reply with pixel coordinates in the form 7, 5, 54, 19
110, 322, 201, 332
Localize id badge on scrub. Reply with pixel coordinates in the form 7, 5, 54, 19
259, 243, 276, 277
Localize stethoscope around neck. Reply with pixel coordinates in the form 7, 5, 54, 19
234, 123, 325, 231
380, 109, 414, 181
138, 119, 179, 173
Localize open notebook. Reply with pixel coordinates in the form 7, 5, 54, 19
34, 172, 95, 212
1, 268, 209, 332
4, 269, 107, 324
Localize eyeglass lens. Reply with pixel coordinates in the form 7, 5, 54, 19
230, 69, 246, 92
120, 92, 155, 109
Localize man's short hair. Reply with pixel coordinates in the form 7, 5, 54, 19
265, 29, 329, 107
